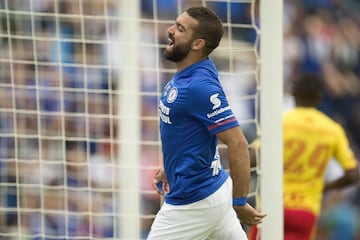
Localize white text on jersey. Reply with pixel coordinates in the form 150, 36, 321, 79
159, 100, 172, 124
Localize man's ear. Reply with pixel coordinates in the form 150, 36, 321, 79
192, 38, 206, 50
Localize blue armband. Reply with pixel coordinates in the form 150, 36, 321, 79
233, 197, 247, 206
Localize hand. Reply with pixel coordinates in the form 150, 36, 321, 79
152, 168, 170, 195
234, 203, 267, 226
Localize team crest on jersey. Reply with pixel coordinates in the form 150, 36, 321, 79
167, 87, 178, 103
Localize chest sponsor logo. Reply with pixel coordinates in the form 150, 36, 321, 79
159, 100, 172, 124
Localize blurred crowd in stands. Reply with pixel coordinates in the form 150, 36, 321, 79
282, 1, 360, 239
0, 0, 359, 239
282, 1, 360, 238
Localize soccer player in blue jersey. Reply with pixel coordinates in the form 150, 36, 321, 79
147, 6, 266, 240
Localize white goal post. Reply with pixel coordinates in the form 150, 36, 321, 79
118, 1, 141, 239
259, 0, 283, 239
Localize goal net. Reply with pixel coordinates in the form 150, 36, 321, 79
0, 0, 282, 239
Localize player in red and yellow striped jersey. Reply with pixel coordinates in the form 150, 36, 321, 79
250, 73, 359, 240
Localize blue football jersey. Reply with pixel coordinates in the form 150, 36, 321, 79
159, 58, 240, 205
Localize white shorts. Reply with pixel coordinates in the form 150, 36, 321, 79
147, 177, 248, 240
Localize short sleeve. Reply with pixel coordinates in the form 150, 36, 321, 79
187, 78, 239, 135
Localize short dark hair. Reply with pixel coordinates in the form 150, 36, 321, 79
186, 6, 224, 55
291, 73, 324, 106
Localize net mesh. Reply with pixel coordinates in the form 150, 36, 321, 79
0, 0, 260, 239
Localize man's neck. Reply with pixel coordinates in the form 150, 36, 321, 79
175, 55, 207, 72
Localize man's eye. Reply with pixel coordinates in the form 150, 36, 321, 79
177, 24, 184, 32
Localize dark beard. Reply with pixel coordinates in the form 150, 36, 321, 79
163, 41, 192, 62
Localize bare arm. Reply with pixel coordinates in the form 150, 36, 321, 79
216, 126, 250, 198
216, 126, 266, 225
324, 168, 359, 192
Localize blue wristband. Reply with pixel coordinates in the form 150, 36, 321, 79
233, 197, 247, 206
156, 181, 163, 192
